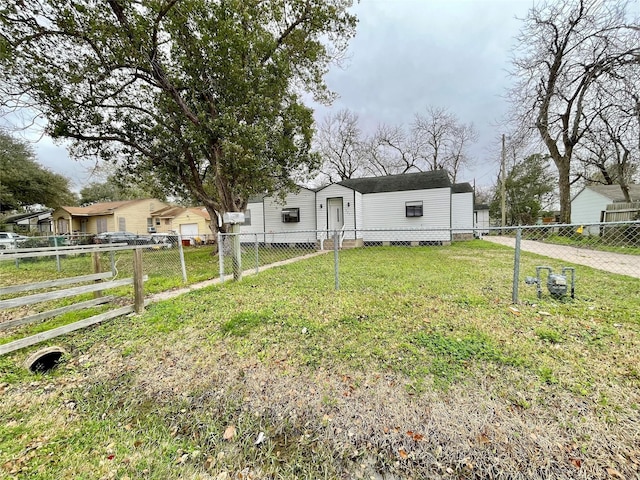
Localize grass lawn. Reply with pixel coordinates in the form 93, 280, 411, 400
0, 241, 639, 479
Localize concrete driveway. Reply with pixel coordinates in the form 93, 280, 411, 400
482, 236, 640, 279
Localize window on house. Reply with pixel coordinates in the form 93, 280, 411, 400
96, 218, 107, 233
118, 217, 126, 230
405, 201, 423, 217
57, 219, 69, 234
243, 209, 252, 226
147, 218, 153, 228
282, 208, 300, 223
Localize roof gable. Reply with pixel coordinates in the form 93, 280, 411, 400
337, 170, 452, 194
150, 205, 184, 218
59, 199, 151, 216
584, 184, 640, 202
151, 206, 211, 221
3, 210, 52, 222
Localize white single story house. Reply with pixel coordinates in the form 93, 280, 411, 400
242, 170, 475, 246
571, 184, 640, 234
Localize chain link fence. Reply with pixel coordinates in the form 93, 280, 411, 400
218, 221, 640, 303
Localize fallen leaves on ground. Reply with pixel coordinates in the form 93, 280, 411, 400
223, 425, 236, 441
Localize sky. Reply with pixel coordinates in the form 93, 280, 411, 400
13, 0, 535, 191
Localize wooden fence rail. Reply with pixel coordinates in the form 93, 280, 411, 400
0, 246, 146, 356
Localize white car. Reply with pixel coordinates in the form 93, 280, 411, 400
0, 232, 29, 249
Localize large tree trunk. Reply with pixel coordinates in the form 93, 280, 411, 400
617, 150, 632, 203
555, 157, 572, 225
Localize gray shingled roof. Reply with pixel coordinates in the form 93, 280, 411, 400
585, 184, 640, 202
453, 182, 473, 194
338, 170, 452, 194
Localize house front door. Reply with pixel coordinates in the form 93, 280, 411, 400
327, 197, 344, 232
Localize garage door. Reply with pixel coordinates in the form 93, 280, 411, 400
180, 223, 198, 237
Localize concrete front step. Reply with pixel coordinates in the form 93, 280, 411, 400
318, 238, 363, 250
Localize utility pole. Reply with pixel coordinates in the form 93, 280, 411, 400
501, 134, 506, 229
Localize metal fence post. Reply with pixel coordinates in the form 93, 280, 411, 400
333, 229, 340, 291
512, 226, 522, 304
255, 233, 259, 274
177, 234, 187, 283
230, 224, 242, 281
54, 236, 61, 272
218, 231, 225, 283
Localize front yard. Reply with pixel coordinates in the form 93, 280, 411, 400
1, 242, 639, 479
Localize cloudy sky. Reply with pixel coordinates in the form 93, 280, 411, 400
20, 0, 534, 191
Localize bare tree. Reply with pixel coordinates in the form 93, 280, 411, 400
510, 0, 640, 223
447, 122, 479, 183
363, 123, 424, 176
316, 105, 478, 182
316, 109, 366, 182
574, 61, 640, 201
412, 106, 478, 183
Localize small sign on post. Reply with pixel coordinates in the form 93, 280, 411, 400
223, 212, 245, 224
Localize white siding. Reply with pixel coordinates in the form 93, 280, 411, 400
315, 184, 362, 240
451, 192, 474, 233
263, 188, 316, 243
474, 209, 490, 234
571, 188, 610, 234
361, 188, 451, 242
354, 190, 363, 234
239, 201, 265, 235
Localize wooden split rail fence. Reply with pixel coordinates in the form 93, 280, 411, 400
0, 243, 147, 356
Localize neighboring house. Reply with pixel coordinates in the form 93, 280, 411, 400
243, 170, 473, 246
150, 206, 211, 237
571, 184, 640, 234
1, 210, 52, 233
474, 204, 490, 235
52, 199, 168, 235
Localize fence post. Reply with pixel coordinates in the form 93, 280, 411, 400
92, 251, 102, 298
218, 231, 225, 283
255, 233, 259, 274
133, 247, 144, 314
177, 234, 187, 283
54, 236, 61, 272
333, 229, 340, 291
231, 223, 242, 281
512, 226, 522, 304
110, 250, 116, 275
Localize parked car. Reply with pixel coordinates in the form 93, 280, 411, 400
94, 231, 148, 245
0, 232, 29, 249
149, 233, 179, 248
